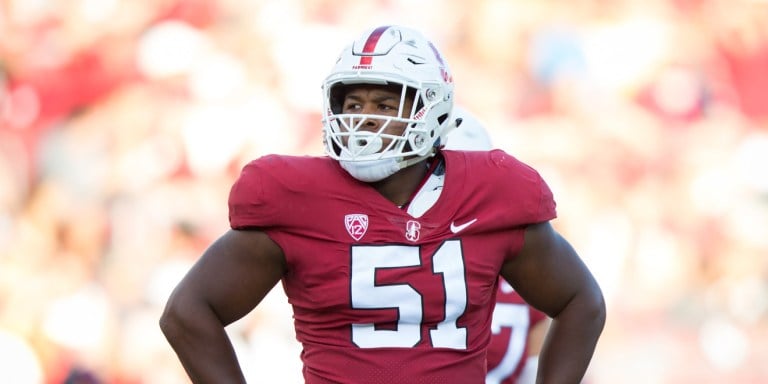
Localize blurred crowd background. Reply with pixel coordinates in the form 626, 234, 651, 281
1, 0, 767, 383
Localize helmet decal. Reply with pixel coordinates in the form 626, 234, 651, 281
428, 42, 453, 84
427, 41, 445, 66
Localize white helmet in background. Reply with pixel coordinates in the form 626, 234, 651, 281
443, 106, 494, 151
321, 25, 457, 182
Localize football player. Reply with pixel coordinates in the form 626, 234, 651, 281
160, 25, 605, 384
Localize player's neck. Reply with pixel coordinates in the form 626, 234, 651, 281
369, 157, 436, 207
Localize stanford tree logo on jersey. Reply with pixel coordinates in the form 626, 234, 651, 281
405, 220, 421, 242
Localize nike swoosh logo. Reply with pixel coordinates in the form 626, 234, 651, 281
450, 218, 477, 234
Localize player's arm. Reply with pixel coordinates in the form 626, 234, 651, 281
516, 317, 551, 384
500, 221, 605, 384
159, 229, 287, 383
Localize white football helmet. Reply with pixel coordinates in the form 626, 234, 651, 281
443, 106, 494, 151
321, 25, 457, 182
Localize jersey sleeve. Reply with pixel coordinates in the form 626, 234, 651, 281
228, 156, 282, 229
490, 149, 557, 224
532, 167, 556, 223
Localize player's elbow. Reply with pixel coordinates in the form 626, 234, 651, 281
159, 307, 178, 342
556, 280, 606, 335
159, 294, 189, 343
583, 284, 607, 333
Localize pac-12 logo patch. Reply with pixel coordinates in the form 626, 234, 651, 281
405, 220, 421, 242
345, 214, 369, 241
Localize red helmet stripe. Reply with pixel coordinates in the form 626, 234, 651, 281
359, 25, 390, 65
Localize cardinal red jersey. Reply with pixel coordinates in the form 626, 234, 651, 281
228, 149, 556, 384
486, 278, 549, 384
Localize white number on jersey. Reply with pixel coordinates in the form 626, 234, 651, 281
350, 240, 468, 349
